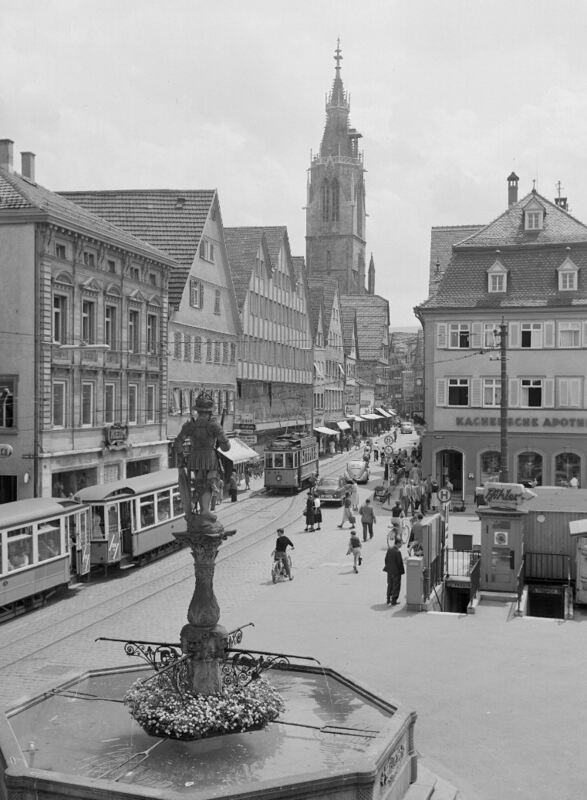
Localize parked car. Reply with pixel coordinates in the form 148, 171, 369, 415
344, 460, 370, 484
400, 422, 414, 435
314, 475, 346, 505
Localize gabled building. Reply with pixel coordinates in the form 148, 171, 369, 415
59, 189, 242, 449
340, 306, 358, 416
0, 140, 175, 501
416, 174, 587, 502
341, 294, 390, 407
224, 226, 313, 450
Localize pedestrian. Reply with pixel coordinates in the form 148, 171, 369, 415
373, 444, 379, 462
430, 478, 439, 511
338, 491, 354, 528
384, 540, 405, 605
346, 529, 362, 573
229, 473, 238, 502
350, 479, 359, 511
358, 498, 376, 542
570, 475, 580, 488
244, 463, 252, 490
274, 528, 294, 580
304, 492, 316, 532
314, 494, 322, 530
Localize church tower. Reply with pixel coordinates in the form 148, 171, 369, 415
305, 41, 367, 295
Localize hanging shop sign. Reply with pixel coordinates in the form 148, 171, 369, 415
483, 482, 536, 509
105, 423, 129, 450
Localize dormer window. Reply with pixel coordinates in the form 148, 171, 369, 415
487, 259, 507, 293
523, 198, 545, 231
558, 256, 578, 291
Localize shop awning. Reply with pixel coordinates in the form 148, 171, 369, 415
376, 408, 393, 418
362, 413, 383, 420
349, 415, 366, 422
314, 426, 336, 436
218, 437, 260, 464
337, 420, 351, 430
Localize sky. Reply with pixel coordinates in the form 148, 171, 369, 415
3, 0, 587, 326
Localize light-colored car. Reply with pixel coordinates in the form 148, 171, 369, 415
314, 476, 346, 505
344, 460, 370, 484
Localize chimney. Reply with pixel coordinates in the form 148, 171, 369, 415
507, 171, 519, 206
21, 151, 35, 182
0, 139, 14, 172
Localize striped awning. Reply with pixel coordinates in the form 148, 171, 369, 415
337, 420, 351, 430
376, 408, 393, 418
362, 413, 383, 420
314, 426, 336, 436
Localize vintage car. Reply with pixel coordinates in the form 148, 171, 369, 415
314, 475, 346, 505
344, 460, 370, 484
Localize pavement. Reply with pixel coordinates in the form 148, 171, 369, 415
1, 433, 586, 800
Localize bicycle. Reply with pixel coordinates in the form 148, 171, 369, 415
271, 551, 293, 583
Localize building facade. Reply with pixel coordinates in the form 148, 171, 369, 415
416, 175, 587, 502
224, 226, 313, 450
0, 140, 175, 501
60, 189, 242, 452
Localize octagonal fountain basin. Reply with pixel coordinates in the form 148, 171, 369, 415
1, 664, 417, 800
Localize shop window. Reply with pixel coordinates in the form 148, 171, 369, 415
517, 452, 542, 486
480, 451, 501, 484
555, 452, 581, 487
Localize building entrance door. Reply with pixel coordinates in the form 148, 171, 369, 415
436, 449, 463, 492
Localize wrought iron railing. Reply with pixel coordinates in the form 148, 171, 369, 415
515, 555, 525, 616
469, 556, 481, 609
423, 553, 443, 600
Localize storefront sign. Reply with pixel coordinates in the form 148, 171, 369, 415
483, 482, 536, 509
237, 423, 256, 432
0, 444, 13, 458
105, 423, 128, 450
240, 435, 257, 445
455, 415, 587, 429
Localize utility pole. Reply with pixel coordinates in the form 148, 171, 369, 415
498, 319, 509, 482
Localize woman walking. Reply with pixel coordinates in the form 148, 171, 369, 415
304, 492, 316, 532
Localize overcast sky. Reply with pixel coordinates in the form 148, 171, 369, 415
3, 0, 587, 326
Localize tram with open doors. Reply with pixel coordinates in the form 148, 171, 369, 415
0, 498, 91, 620
74, 468, 185, 571
264, 433, 319, 493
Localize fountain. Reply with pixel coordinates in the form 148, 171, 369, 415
0, 393, 432, 799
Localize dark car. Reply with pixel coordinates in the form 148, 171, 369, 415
314, 476, 346, 505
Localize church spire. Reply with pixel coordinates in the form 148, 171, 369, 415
320, 39, 358, 159
368, 253, 375, 294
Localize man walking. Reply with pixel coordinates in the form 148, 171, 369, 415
358, 498, 376, 542
274, 528, 294, 580
384, 540, 405, 605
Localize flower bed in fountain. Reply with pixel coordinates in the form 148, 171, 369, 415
124, 670, 285, 741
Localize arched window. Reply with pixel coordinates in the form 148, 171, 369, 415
480, 451, 501, 484
554, 452, 581, 487
331, 179, 339, 222
321, 180, 330, 222
517, 452, 542, 486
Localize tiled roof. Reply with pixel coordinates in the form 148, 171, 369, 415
0, 169, 176, 266
306, 282, 324, 341
419, 190, 587, 312
429, 225, 483, 291
340, 305, 358, 357
341, 294, 389, 362
459, 191, 587, 247
59, 189, 216, 305
308, 277, 338, 340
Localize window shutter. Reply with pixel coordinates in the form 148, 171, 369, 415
435, 378, 447, 406
543, 321, 555, 348
508, 322, 520, 349
582, 321, 587, 347
471, 322, 483, 349
508, 379, 519, 408
570, 378, 581, 408
471, 378, 482, 407
543, 378, 555, 408
558, 378, 569, 407
437, 323, 447, 349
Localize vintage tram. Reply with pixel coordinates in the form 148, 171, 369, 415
264, 434, 319, 493
74, 468, 185, 571
0, 497, 91, 620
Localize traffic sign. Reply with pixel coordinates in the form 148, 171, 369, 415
384, 435, 393, 446
438, 487, 452, 504
383, 446, 393, 455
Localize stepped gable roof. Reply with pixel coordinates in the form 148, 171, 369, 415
340, 305, 358, 358
419, 192, 587, 312
59, 189, 215, 305
340, 294, 389, 362
0, 170, 176, 266
458, 190, 587, 247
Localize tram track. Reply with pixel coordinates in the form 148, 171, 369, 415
0, 459, 345, 674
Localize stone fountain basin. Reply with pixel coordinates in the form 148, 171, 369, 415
1, 664, 417, 800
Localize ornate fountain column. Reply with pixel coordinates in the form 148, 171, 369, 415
174, 515, 235, 696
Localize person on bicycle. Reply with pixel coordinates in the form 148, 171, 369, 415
274, 528, 294, 580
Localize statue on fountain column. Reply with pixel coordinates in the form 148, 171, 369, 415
175, 391, 231, 523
